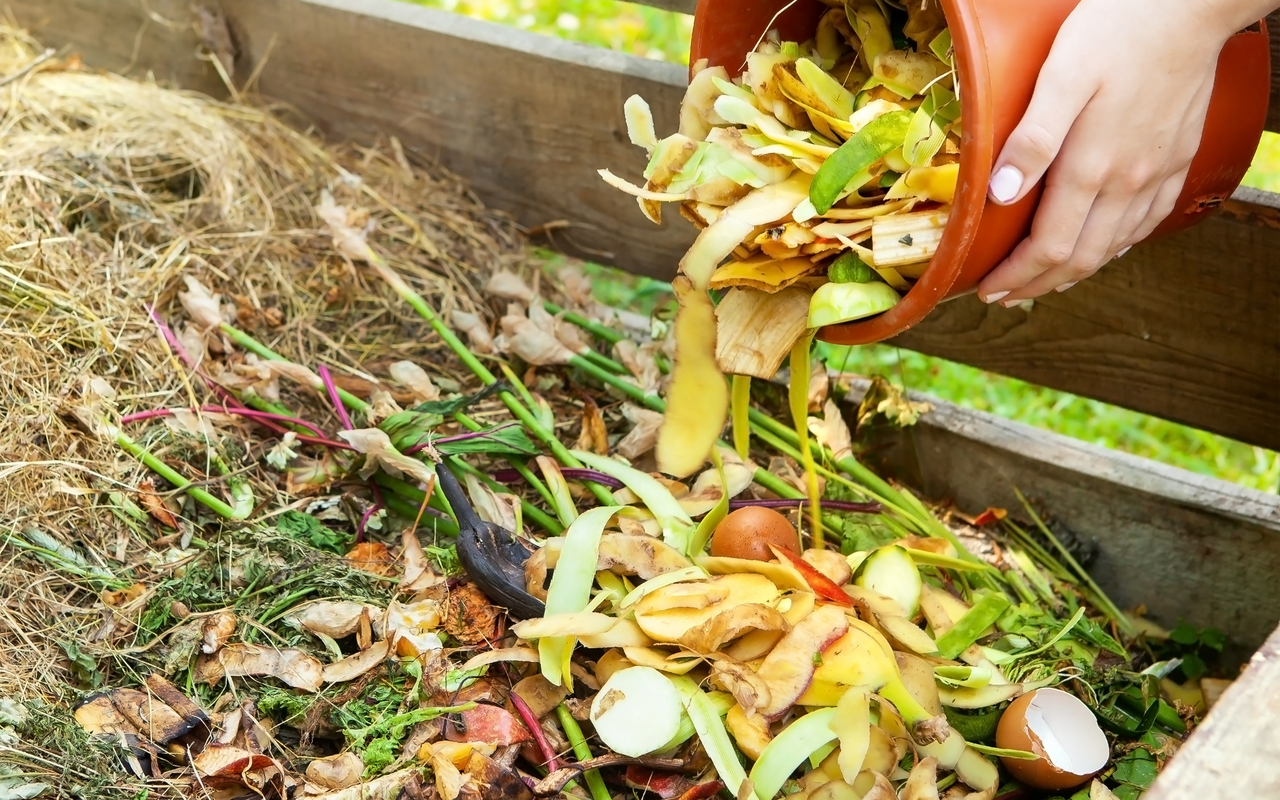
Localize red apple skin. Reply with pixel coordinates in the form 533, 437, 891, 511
457, 704, 533, 746
771, 546, 853, 607
755, 605, 850, 719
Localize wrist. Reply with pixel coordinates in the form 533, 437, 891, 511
1199, 0, 1278, 41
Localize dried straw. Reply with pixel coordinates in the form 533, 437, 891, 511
0, 21, 528, 723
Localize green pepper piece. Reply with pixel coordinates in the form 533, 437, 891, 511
828, 252, 875, 284
809, 110, 912, 214
934, 590, 1013, 660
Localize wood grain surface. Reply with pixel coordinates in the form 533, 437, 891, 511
1146, 624, 1280, 800
841, 377, 1280, 660
10, 0, 1280, 450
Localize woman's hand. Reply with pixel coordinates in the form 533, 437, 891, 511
975, 0, 1276, 306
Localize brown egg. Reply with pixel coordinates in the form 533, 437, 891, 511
710, 506, 800, 561
995, 688, 1110, 791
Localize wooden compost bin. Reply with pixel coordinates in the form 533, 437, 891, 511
17, 0, 1280, 796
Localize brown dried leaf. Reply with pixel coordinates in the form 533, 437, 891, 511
201, 611, 237, 655
102, 583, 146, 608
389, 360, 440, 402
285, 601, 385, 639
809, 399, 853, 462
137, 481, 179, 529
615, 404, 665, 460
614, 341, 663, 395
306, 752, 364, 790
452, 309, 496, 355
486, 270, 535, 303
194, 643, 323, 692
316, 190, 375, 263
499, 313, 575, 366
178, 275, 227, 330
808, 360, 829, 412
576, 396, 610, 455
345, 541, 398, 578
322, 639, 391, 684
401, 527, 444, 594
463, 473, 520, 532
309, 771, 418, 800
339, 427, 437, 484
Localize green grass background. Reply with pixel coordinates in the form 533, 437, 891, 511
408, 0, 1279, 493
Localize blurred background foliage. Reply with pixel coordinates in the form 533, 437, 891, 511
408, 0, 1279, 493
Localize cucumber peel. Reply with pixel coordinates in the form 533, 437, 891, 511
808, 110, 912, 214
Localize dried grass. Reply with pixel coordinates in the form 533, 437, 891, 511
0, 23, 541, 790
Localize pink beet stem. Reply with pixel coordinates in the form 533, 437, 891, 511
317, 364, 355, 431
509, 691, 559, 773
119, 406, 353, 451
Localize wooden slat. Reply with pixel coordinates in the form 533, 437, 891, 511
841, 377, 1280, 661
1270, 10, 1280, 132
887, 187, 1280, 451
1146, 623, 1280, 800
10, 0, 1280, 449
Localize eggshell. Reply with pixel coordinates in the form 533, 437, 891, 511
710, 506, 800, 561
995, 688, 1110, 791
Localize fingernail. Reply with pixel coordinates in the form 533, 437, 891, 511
989, 165, 1024, 204
1000, 298, 1020, 309
1117, 246, 1132, 258
1055, 281, 1077, 292
982, 291, 1009, 304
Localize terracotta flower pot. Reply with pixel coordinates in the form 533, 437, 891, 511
689, 0, 1272, 345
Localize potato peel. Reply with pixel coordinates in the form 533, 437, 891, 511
656, 277, 728, 479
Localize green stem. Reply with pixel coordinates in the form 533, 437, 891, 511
579, 349, 630, 375
382, 492, 462, 538
555, 705, 611, 800
454, 411, 559, 510
731, 375, 752, 460
1013, 487, 1136, 636
112, 428, 242, 520
543, 301, 624, 346
364, 257, 617, 506
259, 587, 319, 625
220, 323, 371, 413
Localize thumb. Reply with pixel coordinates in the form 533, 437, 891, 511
988, 67, 1091, 206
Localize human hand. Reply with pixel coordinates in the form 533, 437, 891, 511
975, 0, 1276, 306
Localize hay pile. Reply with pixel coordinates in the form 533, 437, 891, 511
0, 23, 584, 794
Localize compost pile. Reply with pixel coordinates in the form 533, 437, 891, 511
0, 18, 1231, 800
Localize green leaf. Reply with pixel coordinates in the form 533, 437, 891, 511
437, 425, 539, 458
361, 737, 397, 778
1179, 652, 1207, 680
57, 641, 103, 689
1112, 746, 1159, 789
277, 510, 352, 555
1168, 621, 1199, 645
1199, 626, 1227, 651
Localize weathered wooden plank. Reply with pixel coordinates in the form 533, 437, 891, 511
840, 376, 1280, 659
11, 0, 1280, 449
1269, 10, 1280, 132
887, 187, 1280, 452
1146, 623, 1280, 800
